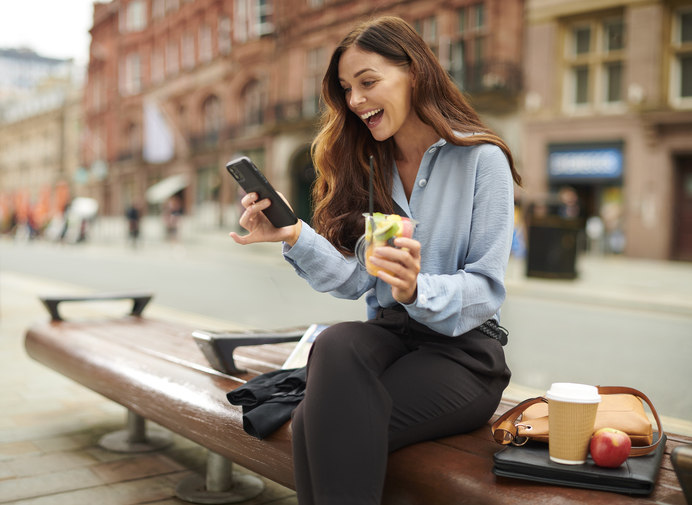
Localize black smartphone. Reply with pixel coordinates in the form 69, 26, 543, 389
226, 156, 298, 228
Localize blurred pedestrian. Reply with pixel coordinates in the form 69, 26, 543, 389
558, 186, 580, 219
163, 195, 182, 241
126, 203, 142, 248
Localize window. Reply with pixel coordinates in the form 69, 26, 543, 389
126, 122, 141, 153
166, 40, 179, 76
202, 95, 222, 141
683, 54, 692, 97
563, 15, 626, 111
472, 3, 485, 31
198, 25, 212, 62
243, 79, 266, 126
414, 16, 438, 57
257, 0, 274, 36
120, 0, 147, 33
234, 0, 274, 42
670, 7, 692, 107
182, 31, 195, 70
573, 65, 589, 104
152, 0, 178, 20
196, 165, 219, 205
151, 48, 164, 83
574, 26, 591, 54
152, 0, 165, 19
218, 17, 231, 56
303, 46, 326, 117
604, 18, 624, 52
604, 62, 623, 103
450, 4, 487, 91
120, 52, 141, 95
234, 0, 248, 42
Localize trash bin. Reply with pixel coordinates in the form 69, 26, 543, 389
526, 216, 581, 279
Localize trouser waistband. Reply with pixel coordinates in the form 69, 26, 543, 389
380, 305, 508, 346
477, 319, 509, 346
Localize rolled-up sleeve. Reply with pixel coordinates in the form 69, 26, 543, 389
283, 222, 374, 299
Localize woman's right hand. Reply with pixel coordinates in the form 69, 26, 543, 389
229, 192, 302, 246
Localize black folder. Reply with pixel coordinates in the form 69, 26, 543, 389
492, 434, 666, 495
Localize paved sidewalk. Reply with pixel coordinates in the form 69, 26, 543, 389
92, 218, 692, 316
82, 215, 692, 317
0, 270, 298, 505
505, 253, 692, 316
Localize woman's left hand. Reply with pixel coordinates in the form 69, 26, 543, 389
368, 237, 421, 304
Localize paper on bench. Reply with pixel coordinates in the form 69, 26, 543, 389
281, 324, 328, 369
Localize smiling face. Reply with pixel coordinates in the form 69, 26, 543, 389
338, 46, 415, 142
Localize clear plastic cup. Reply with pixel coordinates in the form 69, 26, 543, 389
355, 213, 417, 277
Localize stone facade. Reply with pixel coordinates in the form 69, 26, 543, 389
522, 0, 692, 260
0, 81, 82, 234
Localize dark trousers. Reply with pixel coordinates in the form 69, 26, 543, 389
291, 307, 511, 505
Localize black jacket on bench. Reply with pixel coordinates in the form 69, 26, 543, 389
227, 367, 306, 439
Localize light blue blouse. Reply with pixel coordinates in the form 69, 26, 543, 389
282, 138, 514, 337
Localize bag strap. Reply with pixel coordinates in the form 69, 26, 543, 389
490, 386, 664, 457
491, 396, 547, 445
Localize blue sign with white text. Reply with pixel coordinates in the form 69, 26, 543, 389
548, 147, 623, 180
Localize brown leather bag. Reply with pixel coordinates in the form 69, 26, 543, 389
491, 386, 664, 457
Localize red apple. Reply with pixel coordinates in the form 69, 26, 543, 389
590, 427, 631, 468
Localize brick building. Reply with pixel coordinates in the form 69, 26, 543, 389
81, 0, 524, 230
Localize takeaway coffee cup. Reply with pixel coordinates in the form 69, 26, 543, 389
546, 383, 601, 464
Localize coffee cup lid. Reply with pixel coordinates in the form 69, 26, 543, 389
546, 383, 601, 403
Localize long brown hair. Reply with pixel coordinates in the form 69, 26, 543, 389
311, 16, 521, 254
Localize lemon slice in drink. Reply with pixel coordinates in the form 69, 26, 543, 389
373, 220, 400, 242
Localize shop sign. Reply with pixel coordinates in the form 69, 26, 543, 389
548, 145, 623, 180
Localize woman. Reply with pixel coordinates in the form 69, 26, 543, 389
231, 16, 521, 505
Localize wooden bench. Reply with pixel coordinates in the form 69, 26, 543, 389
24, 294, 690, 505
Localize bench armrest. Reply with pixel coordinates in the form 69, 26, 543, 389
192, 328, 306, 375
40, 293, 154, 322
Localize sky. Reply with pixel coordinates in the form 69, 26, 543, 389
0, 0, 101, 66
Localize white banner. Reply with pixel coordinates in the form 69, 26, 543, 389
143, 99, 175, 163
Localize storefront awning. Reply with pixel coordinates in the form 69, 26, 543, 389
146, 174, 188, 204
67, 197, 99, 219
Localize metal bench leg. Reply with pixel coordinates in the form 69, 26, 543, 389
176, 450, 265, 504
99, 410, 173, 452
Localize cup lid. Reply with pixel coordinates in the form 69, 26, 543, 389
546, 383, 601, 403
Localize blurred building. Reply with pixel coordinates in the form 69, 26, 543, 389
81, 0, 524, 230
522, 0, 692, 260
0, 48, 74, 105
0, 50, 81, 235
